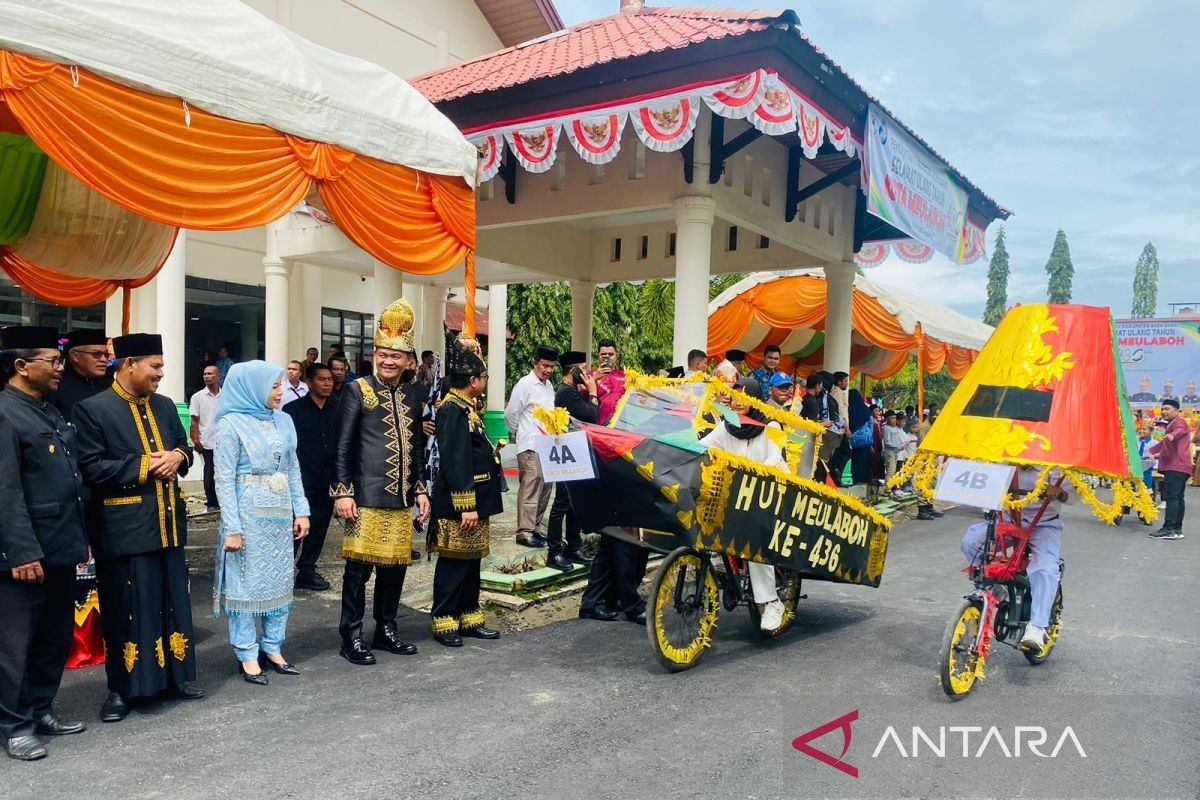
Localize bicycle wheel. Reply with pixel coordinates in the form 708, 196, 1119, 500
746, 569, 803, 639
1023, 586, 1064, 665
646, 547, 720, 672
939, 598, 985, 699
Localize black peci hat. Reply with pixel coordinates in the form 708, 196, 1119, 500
112, 333, 163, 359
559, 350, 587, 368
725, 349, 746, 361
0, 325, 60, 351
534, 344, 559, 363
62, 329, 108, 351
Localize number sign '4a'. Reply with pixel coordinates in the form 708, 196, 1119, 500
533, 430, 596, 483
933, 459, 1015, 510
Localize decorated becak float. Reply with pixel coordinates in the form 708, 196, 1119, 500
535, 371, 891, 672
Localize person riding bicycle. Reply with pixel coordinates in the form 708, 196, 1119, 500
958, 466, 1068, 651
699, 377, 788, 632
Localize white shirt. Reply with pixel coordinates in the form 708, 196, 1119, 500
700, 422, 786, 470
188, 387, 221, 450
281, 379, 309, 406
505, 371, 556, 453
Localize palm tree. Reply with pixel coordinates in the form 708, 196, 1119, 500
637, 273, 747, 358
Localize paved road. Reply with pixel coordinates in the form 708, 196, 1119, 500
8, 502, 1198, 799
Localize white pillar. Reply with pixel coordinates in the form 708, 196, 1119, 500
671, 196, 716, 367
569, 280, 596, 354
822, 260, 856, 377
422, 284, 447, 356
299, 263, 323, 358
263, 219, 291, 367
487, 283, 508, 413
155, 231, 186, 400
103, 293, 123, 338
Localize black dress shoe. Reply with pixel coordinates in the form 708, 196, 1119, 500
627, 611, 647, 626
434, 631, 464, 647
340, 638, 377, 665
258, 653, 300, 675
579, 606, 619, 621
36, 712, 86, 736
4, 735, 46, 761
917, 511, 937, 521
565, 548, 594, 566
171, 682, 205, 700
237, 660, 268, 686
372, 625, 419, 655
99, 692, 129, 723
295, 571, 331, 591
462, 625, 500, 640
545, 552, 575, 571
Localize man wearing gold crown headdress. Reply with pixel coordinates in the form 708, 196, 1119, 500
427, 336, 503, 646
332, 298, 430, 665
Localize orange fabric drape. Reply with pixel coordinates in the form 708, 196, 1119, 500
0, 248, 156, 306
0, 51, 474, 279
708, 274, 983, 380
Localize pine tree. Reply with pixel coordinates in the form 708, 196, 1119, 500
983, 227, 1010, 326
1045, 229, 1074, 304
1130, 242, 1159, 318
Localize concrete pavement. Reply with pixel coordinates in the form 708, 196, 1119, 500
7, 500, 1198, 799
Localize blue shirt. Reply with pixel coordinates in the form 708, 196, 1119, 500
750, 367, 774, 399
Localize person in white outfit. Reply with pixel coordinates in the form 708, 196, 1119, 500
699, 378, 788, 631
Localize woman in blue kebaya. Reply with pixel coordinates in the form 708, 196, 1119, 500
213, 361, 310, 685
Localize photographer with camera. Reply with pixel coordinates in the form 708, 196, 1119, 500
592, 339, 627, 425
545, 351, 599, 571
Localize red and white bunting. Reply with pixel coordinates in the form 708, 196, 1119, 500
629, 97, 700, 153
564, 112, 626, 165
749, 72, 797, 137
472, 134, 502, 183
854, 222, 989, 268
504, 125, 559, 173
854, 243, 889, 267
703, 70, 767, 120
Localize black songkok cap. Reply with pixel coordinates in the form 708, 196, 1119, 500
1162, 397, 1181, 409
0, 325, 60, 351
534, 344, 559, 363
559, 350, 587, 368
665, 366, 686, 378
726, 349, 746, 361
112, 333, 163, 359
63, 329, 108, 351
447, 337, 486, 378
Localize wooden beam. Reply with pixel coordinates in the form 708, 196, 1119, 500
681, 136, 694, 184
500, 149, 517, 204
786, 159, 859, 222
852, 183, 867, 253
708, 114, 763, 184
784, 145, 802, 223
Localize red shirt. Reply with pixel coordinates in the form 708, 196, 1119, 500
1151, 417, 1192, 474
595, 368, 627, 425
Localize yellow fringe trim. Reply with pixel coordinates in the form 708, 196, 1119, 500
431, 615, 459, 634
460, 610, 486, 630
450, 490, 476, 511
533, 406, 570, 435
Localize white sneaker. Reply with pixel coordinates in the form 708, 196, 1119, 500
1158, 501, 1167, 510
1019, 623, 1047, 651
759, 599, 785, 631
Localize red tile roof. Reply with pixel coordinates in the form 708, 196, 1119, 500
412, 7, 790, 104
445, 302, 512, 339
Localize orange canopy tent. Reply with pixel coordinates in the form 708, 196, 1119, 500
707, 270, 992, 408
0, 0, 481, 333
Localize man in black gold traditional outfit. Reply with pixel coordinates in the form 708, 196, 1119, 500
428, 337, 503, 647
72, 333, 202, 723
333, 298, 430, 665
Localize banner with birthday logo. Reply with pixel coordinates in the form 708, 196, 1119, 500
1116, 316, 1200, 407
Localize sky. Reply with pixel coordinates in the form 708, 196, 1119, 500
553, 0, 1200, 320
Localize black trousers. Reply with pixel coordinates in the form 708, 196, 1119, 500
546, 483, 582, 556
431, 557, 482, 624
1162, 470, 1188, 531
0, 567, 74, 739
199, 447, 218, 509
580, 535, 648, 619
338, 560, 407, 643
295, 492, 334, 574
827, 439, 851, 486
96, 548, 197, 699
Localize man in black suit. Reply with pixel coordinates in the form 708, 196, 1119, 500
545, 351, 598, 571
0, 327, 90, 761
283, 363, 339, 590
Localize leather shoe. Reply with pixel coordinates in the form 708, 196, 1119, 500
545, 552, 575, 571
462, 625, 500, 640
515, 533, 548, 548
340, 638, 377, 665
258, 653, 300, 675
4, 735, 46, 761
237, 661, 268, 686
36, 712, 86, 736
434, 631, 464, 647
628, 611, 647, 626
295, 571, 331, 591
565, 548, 594, 566
99, 692, 129, 723
917, 511, 937, 521
171, 682, 205, 700
372, 625, 419, 655
579, 606, 619, 621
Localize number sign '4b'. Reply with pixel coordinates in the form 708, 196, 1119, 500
533, 430, 596, 483
933, 459, 1015, 511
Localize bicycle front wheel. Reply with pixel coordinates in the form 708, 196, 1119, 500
939, 598, 985, 699
647, 547, 720, 672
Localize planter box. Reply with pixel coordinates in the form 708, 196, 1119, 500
480, 563, 589, 593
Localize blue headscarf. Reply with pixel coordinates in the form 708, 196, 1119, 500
213, 361, 292, 443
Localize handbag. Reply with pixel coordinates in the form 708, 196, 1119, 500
849, 420, 874, 449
